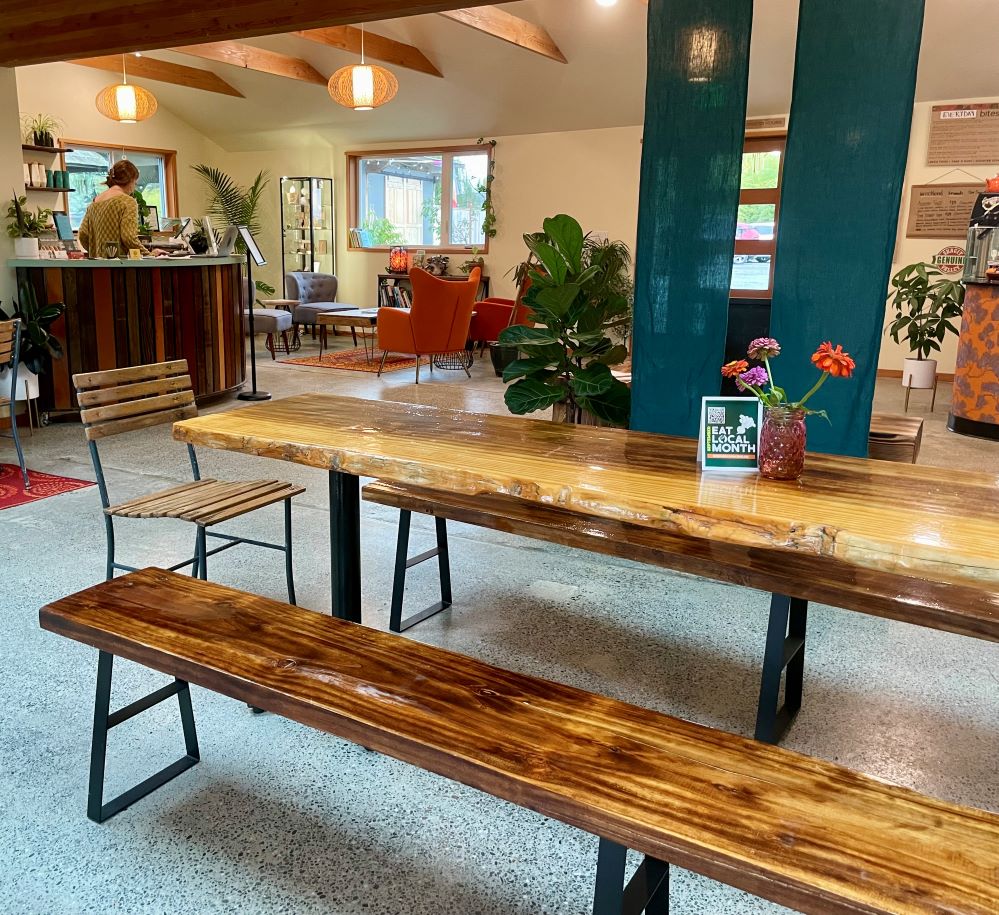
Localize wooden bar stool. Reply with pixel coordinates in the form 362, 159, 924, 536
72, 359, 304, 598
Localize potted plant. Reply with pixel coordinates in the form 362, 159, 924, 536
886, 263, 964, 391
6, 194, 52, 258
20, 113, 63, 147
132, 189, 151, 234
499, 214, 632, 427
0, 279, 65, 405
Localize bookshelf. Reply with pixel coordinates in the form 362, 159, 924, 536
377, 272, 490, 308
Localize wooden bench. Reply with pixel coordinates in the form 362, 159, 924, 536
362, 482, 999, 744
40, 569, 999, 915
869, 413, 924, 463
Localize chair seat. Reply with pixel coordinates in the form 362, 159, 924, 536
107, 478, 305, 527
243, 309, 293, 334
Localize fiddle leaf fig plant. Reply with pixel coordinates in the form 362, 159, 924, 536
0, 279, 65, 375
499, 214, 632, 427
886, 263, 965, 360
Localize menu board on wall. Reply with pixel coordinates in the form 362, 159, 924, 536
928, 104, 999, 166
905, 184, 980, 238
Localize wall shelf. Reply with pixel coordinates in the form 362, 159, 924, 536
24, 185, 74, 193
22, 144, 74, 154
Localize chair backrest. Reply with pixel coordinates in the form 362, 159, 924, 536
409, 267, 480, 352
72, 359, 197, 442
0, 319, 19, 400
285, 272, 338, 304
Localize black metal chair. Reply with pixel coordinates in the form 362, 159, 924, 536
0, 319, 29, 489
72, 359, 304, 598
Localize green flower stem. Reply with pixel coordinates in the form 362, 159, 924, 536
763, 355, 779, 401
795, 371, 829, 409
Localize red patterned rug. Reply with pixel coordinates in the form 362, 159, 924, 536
0, 463, 94, 510
280, 348, 421, 374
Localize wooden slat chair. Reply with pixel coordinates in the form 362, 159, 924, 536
72, 360, 304, 597
0, 319, 29, 489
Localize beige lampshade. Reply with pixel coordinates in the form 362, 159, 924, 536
328, 63, 398, 111
95, 82, 158, 123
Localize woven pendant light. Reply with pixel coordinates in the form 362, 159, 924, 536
328, 25, 398, 111
96, 55, 158, 123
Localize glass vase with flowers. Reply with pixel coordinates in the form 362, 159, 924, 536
720, 338, 856, 481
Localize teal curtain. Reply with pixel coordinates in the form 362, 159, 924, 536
770, 0, 925, 456
630, 0, 753, 436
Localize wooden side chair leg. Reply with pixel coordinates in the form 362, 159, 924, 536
281, 331, 291, 355
265, 333, 277, 360
593, 838, 670, 915
87, 650, 200, 823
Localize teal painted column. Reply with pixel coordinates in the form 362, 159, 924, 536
630, 0, 753, 436
770, 0, 925, 456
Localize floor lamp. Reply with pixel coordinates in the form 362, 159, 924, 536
236, 225, 271, 402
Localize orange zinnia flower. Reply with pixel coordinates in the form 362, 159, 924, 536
721, 359, 749, 378
811, 342, 856, 378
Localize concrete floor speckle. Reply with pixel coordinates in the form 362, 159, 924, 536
2, 335, 997, 914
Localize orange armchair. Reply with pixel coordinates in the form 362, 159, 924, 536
377, 267, 480, 383
469, 275, 535, 348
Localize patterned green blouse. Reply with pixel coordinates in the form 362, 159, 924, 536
78, 193, 149, 257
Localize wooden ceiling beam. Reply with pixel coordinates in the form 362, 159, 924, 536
69, 55, 244, 98
438, 7, 566, 64
172, 41, 326, 85
296, 27, 442, 78
0, 0, 496, 68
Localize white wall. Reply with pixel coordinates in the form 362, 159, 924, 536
14, 63, 223, 217
333, 127, 643, 309
1, 68, 25, 302
881, 96, 999, 375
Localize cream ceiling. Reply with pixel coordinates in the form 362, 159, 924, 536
19, 0, 999, 151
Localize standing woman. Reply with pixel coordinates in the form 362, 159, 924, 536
78, 159, 150, 257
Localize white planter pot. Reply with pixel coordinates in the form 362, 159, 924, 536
13, 237, 39, 258
0, 367, 38, 401
902, 357, 937, 390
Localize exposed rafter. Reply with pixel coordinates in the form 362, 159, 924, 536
296, 27, 442, 78
438, 7, 566, 64
70, 55, 244, 98
172, 42, 326, 85
0, 1, 496, 68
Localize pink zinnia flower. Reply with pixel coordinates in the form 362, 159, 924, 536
736, 366, 769, 392
748, 337, 781, 360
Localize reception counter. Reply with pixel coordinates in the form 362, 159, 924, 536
9, 257, 246, 421
948, 280, 999, 440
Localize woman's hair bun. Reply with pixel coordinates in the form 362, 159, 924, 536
105, 159, 141, 188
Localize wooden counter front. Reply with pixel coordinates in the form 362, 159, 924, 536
11, 258, 245, 421
949, 281, 999, 440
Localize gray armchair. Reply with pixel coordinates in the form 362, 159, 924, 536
284, 272, 355, 339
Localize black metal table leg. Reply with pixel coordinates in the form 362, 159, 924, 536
329, 469, 362, 622
755, 593, 808, 744
593, 838, 670, 914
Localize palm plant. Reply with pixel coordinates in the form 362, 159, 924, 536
192, 165, 269, 241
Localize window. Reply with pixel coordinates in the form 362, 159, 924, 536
65, 142, 177, 229
731, 135, 785, 298
348, 145, 492, 251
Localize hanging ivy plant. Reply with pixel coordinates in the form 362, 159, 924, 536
477, 137, 498, 239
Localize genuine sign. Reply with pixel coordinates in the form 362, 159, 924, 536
698, 397, 762, 472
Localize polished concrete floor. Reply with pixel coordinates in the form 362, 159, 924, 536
2, 335, 997, 915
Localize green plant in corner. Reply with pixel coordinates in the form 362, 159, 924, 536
0, 279, 65, 375
885, 262, 964, 360
192, 165, 269, 243
6, 195, 51, 239
499, 214, 632, 427
476, 137, 497, 239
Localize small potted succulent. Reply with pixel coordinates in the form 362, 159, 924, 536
6, 195, 52, 258
721, 337, 856, 481
885, 263, 964, 392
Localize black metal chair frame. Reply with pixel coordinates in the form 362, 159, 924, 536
87, 438, 296, 604
1, 320, 30, 489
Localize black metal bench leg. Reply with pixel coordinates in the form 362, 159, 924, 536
388, 511, 453, 633
87, 650, 200, 823
754, 594, 808, 744
593, 838, 669, 914
196, 526, 208, 581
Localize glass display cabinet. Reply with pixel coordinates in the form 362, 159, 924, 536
280, 176, 335, 276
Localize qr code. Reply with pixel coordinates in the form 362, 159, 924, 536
707, 407, 726, 425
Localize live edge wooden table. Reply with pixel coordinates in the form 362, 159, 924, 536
173, 394, 999, 738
